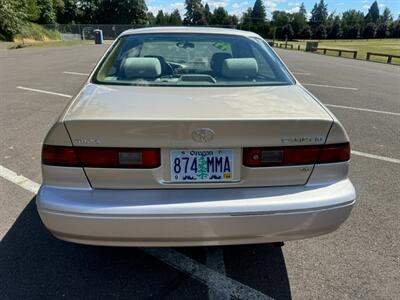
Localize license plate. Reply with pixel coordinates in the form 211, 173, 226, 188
171, 149, 234, 182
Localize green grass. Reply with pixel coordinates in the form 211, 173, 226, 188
271, 39, 400, 65
15, 23, 61, 42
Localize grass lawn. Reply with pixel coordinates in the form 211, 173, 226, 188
271, 39, 400, 65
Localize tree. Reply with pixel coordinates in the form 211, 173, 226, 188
380, 7, 392, 24
0, 0, 27, 40
341, 9, 364, 38
241, 7, 253, 28
363, 22, 377, 38
78, 0, 100, 23
155, 10, 166, 25
169, 9, 182, 25
365, 1, 379, 23
211, 7, 230, 25
391, 20, 400, 38
299, 2, 307, 17
56, 0, 79, 24
291, 12, 307, 36
282, 24, 294, 40
309, 0, 328, 28
37, 0, 57, 23
271, 11, 289, 39
315, 24, 327, 39
346, 24, 361, 38
96, 0, 147, 24
146, 11, 156, 25
251, 0, 266, 24
328, 16, 342, 38
204, 3, 212, 24
184, 0, 204, 25
300, 25, 313, 39
376, 23, 390, 38
25, 0, 40, 22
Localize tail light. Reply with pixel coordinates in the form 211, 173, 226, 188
42, 145, 161, 168
243, 143, 350, 167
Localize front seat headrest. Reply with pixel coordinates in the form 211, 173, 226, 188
221, 58, 258, 79
123, 57, 162, 79
210, 52, 232, 75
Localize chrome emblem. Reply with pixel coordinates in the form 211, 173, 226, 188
192, 128, 215, 143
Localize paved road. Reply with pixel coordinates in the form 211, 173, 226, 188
1, 44, 399, 299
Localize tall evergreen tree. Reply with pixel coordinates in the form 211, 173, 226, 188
365, 1, 379, 23
204, 3, 212, 24
251, 0, 266, 24
184, 0, 204, 24
169, 9, 182, 25
310, 0, 328, 28
299, 2, 307, 17
211, 7, 230, 25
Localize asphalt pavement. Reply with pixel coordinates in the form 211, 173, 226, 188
0, 43, 399, 299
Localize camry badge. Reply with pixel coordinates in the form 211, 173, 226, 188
192, 128, 215, 143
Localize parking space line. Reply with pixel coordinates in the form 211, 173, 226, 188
351, 151, 400, 164
206, 247, 230, 300
64, 71, 89, 76
325, 104, 400, 117
0, 164, 271, 299
16, 86, 73, 98
143, 247, 272, 300
0, 165, 40, 194
302, 83, 358, 91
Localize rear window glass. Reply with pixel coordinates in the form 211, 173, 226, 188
93, 33, 294, 87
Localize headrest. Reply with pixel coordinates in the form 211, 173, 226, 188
221, 58, 258, 79
210, 52, 232, 72
123, 57, 161, 79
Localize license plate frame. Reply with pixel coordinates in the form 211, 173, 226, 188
170, 149, 234, 183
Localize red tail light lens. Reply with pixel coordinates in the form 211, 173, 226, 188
243, 143, 350, 167
42, 145, 79, 166
42, 145, 161, 168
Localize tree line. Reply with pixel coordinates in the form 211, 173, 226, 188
1, 0, 399, 41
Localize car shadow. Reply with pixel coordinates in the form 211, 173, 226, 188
0, 197, 291, 299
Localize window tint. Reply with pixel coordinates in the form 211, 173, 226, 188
94, 33, 294, 87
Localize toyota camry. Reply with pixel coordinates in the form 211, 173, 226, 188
37, 27, 356, 246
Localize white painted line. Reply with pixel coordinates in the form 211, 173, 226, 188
352, 150, 400, 164
326, 104, 400, 117
142, 247, 272, 300
0, 165, 40, 194
63, 71, 89, 76
302, 83, 358, 91
16, 86, 72, 98
0, 164, 270, 299
293, 72, 310, 75
206, 247, 230, 300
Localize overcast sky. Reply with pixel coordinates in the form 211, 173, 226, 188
147, 0, 400, 19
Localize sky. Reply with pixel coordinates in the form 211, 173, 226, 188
147, 0, 400, 19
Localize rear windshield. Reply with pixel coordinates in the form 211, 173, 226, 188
93, 33, 295, 87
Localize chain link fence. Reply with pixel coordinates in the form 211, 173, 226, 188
42, 24, 240, 41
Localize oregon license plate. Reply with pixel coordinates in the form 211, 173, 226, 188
171, 149, 234, 182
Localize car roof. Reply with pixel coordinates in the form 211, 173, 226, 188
119, 26, 260, 38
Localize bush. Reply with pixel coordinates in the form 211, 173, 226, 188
0, 0, 27, 41
15, 23, 61, 41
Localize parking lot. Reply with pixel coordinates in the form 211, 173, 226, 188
1, 43, 399, 299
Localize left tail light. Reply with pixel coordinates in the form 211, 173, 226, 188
42, 145, 161, 168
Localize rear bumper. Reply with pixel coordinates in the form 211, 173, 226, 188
36, 179, 356, 246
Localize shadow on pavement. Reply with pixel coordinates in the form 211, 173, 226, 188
0, 197, 291, 299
